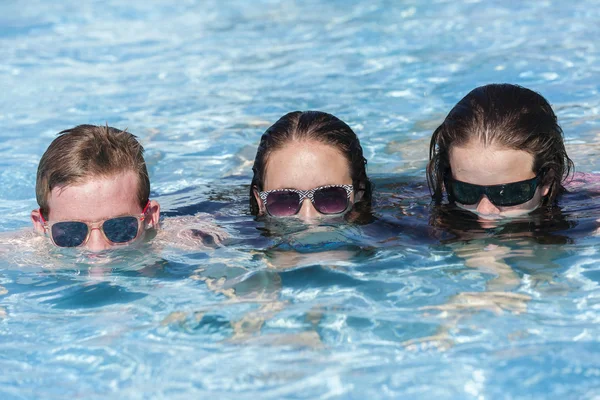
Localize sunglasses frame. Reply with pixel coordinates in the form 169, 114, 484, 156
258, 184, 354, 216
39, 201, 151, 248
444, 175, 542, 207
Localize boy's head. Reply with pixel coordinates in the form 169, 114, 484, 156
36, 124, 150, 217
31, 125, 160, 251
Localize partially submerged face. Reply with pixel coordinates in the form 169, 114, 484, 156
31, 171, 160, 251
448, 141, 549, 220
254, 140, 354, 221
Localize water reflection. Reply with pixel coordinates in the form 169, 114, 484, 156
3, 176, 600, 349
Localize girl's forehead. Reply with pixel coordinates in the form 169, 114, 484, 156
449, 144, 535, 185
263, 141, 352, 191
450, 141, 533, 160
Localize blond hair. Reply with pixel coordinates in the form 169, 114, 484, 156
36, 125, 150, 217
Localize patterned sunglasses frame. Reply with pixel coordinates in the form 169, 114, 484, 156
258, 184, 354, 216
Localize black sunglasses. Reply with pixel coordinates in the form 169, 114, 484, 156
258, 185, 353, 217
444, 175, 542, 207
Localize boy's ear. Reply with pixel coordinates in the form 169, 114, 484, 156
31, 209, 46, 234
146, 200, 161, 228
253, 188, 266, 214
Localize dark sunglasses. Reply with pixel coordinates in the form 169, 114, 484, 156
39, 202, 151, 248
258, 184, 353, 217
445, 175, 541, 207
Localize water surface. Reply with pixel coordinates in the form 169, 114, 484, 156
2, 1, 600, 399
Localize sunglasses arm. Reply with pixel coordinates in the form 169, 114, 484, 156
141, 200, 161, 230
37, 209, 50, 234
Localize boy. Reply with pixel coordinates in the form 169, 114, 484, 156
30, 125, 160, 251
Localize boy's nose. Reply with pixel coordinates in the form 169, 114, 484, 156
476, 195, 501, 216
85, 228, 112, 252
297, 199, 320, 221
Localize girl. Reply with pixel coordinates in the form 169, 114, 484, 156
250, 110, 372, 221
427, 83, 574, 220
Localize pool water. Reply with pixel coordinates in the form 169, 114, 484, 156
2, 0, 600, 398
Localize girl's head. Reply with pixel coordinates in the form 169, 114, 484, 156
250, 111, 371, 220
427, 83, 573, 218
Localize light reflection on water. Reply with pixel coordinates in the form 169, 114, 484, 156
2, 0, 600, 398
3, 177, 600, 397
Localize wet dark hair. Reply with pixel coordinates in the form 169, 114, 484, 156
427, 83, 574, 205
249, 111, 372, 216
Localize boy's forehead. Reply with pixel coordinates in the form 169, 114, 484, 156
47, 171, 141, 220
50, 171, 139, 196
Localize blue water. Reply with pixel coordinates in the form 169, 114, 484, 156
2, 0, 600, 398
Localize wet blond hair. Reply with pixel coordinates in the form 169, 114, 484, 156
36, 125, 150, 218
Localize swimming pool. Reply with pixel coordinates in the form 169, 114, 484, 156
2, 0, 600, 398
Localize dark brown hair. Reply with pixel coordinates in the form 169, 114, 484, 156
249, 111, 372, 215
427, 83, 573, 205
36, 124, 150, 218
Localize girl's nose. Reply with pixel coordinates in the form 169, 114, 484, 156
297, 199, 320, 221
476, 195, 501, 215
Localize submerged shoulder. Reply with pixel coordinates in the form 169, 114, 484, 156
564, 172, 600, 192
154, 213, 229, 250
0, 228, 40, 247
0, 228, 48, 265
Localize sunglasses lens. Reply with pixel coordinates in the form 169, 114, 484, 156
449, 181, 482, 205
266, 191, 301, 216
51, 222, 88, 248
313, 186, 349, 214
488, 182, 536, 207
103, 216, 140, 243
